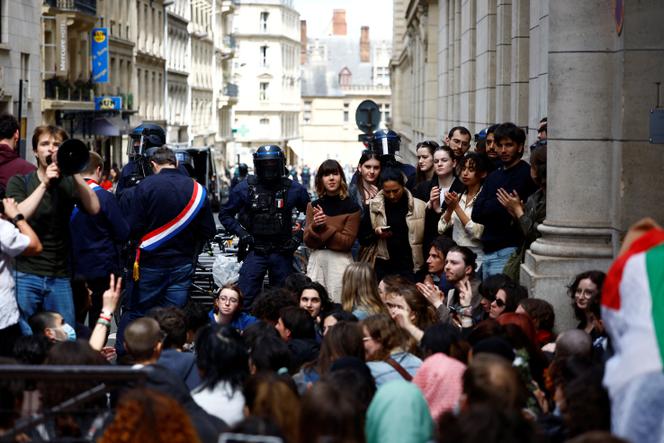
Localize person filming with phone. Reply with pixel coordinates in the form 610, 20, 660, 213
358, 167, 426, 282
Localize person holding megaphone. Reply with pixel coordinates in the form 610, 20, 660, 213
6, 125, 100, 336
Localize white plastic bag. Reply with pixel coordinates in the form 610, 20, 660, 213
212, 254, 242, 287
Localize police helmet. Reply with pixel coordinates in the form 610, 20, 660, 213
371, 129, 401, 155
253, 145, 285, 181
129, 123, 166, 149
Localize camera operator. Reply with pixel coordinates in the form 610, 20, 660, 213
6, 125, 100, 335
115, 123, 165, 199
0, 197, 41, 354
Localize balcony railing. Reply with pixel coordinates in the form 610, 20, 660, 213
44, 78, 94, 102
224, 83, 238, 97
43, 0, 97, 15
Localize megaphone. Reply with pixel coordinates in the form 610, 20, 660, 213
55, 139, 90, 175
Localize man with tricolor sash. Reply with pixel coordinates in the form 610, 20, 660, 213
116, 147, 215, 350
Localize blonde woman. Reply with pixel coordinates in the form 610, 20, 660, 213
304, 160, 361, 302
340, 262, 386, 320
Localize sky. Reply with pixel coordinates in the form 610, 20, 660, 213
292, 0, 393, 40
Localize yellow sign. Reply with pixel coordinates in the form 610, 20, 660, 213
93, 30, 106, 43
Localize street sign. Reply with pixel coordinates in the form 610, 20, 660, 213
94, 96, 122, 111
355, 100, 380, 134
91, 28, 109, 83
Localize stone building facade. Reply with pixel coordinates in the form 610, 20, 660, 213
0, 0, 42, 162
232, 0, 301, 165
300, 10, 392, 169
391, 0, 664, 329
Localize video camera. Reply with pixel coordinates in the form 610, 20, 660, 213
126, 123, 166, 187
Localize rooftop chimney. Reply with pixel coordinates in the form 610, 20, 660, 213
300, 20, 307, 64
360, 26, 370, 62
332, 9, 347, 36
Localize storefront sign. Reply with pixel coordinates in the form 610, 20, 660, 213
94, 96, 122, 111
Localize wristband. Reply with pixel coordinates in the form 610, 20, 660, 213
100, 309, 114, 317
97, 318, 111, 328
99, 314, 112, 322
11, 214, 25, 225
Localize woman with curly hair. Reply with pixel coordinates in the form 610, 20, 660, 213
361, 314, 422, 386
99, 388, 201, 443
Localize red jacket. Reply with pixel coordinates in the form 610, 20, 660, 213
0, 143, 36, 189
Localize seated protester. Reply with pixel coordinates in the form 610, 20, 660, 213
383, 278, 438, 343
477, 273, 513, 321
321, 310, 358, 336
358, 167, 426, 282
420, 322, 469, 364
498, 145, 547, 281
148, 306, 201, 390
208, 283, 257, 333
275, 306, 320, 371
413, 351, 467, 422
28, 311, 76, 343
191, 324, 248, 428
437, 246, 483, 330
99, 388, 201, 443
471, 122, 537, 280
489, 279, 529, 320
361, 314, 422, 386
365, 380, 434, 443
340, 262, 386, 320
250, 287, 297, 325
35, 341, 110, 442
298, 281, 337, 340
325, 357, 377, 414
304, 160, 361, 302
438, 153, 489, 271
416, 236, 456, 299
122, 318, 227, 441
516, 298, 556, 347
242, 373, 301, 443
294, 321, 365, 393
248, 334, 292, 375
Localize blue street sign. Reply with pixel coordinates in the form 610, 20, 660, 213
95, 96, 122, 111
91, 28, 109, 83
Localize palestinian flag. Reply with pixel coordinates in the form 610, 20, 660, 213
602, 227, 664, 397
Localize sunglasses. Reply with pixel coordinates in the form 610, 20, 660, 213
493, 298, 506, 308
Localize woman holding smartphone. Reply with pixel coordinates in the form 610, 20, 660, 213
358, 167, 426, 282
304, 160, 361, 302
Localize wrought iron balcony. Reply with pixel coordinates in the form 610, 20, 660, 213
44, 0, 97, 15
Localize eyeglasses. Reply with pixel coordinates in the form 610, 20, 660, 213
218, 296, 239, 304
492, 298, 506, 308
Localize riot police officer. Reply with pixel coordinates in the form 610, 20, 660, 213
116, 123, 166, 197
219, 145, 310, 308
370, 129, 416, 180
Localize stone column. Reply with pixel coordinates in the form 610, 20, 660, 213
459, 0, 476, 128
521, 0, 664, 331
494, 0, 512, 122
474, 0, 497, 128
509, 0, 529, 126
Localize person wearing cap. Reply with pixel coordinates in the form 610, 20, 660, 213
6, 125, 100, 335
116, 146, 216, 352
219, 145, 310, 308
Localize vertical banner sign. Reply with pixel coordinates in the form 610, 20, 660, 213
55, 15, 68, 78
91, 28, 109, 83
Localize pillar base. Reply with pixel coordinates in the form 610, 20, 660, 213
519, 223, 614, 332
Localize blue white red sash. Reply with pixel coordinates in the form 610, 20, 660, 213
70, 179, 103, 220
133, 180, 206, 280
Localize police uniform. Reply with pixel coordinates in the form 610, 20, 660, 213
219, 174, 309, 308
